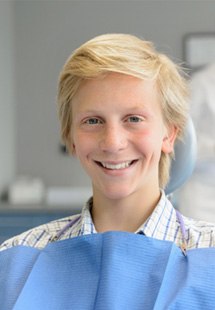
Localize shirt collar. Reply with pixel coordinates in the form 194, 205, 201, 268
80, 191, 175, 238
79, 197, 97, 235
136, 191, 176, 240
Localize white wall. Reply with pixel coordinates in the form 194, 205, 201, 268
0, 1, 15, 192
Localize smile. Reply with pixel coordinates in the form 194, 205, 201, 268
96, 160, 137, 170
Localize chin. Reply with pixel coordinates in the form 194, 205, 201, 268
101, 186, 135, 201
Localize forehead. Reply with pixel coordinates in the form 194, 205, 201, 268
72, 73, 160, 112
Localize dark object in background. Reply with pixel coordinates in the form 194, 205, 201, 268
59, 144, 68, 155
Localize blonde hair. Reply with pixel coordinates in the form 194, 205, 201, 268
58, 33, 189, 188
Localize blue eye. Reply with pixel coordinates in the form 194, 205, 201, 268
128, 116, 143, 123
85, 118, 102, 125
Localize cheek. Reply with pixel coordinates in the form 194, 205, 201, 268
73, 132, 95, 158
135, 129, 164, 154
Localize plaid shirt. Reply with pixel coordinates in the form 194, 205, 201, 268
1, 191, 215, 252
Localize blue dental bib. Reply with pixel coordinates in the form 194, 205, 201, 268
0, 232, 215, 309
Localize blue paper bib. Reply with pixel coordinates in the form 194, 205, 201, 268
0, 232, 215, 309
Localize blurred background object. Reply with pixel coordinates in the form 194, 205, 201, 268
178, 62, 215, 222
8, 176, 45, 205
184, 33, 215, 72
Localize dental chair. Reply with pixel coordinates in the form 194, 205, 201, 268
165, 117, 197, 195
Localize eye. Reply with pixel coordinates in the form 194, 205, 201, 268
84, 118, 103, 125
127, 116, 143, 123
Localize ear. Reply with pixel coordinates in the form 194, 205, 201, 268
70, 143, 77, 156
67, 139, 76, 156
161, 125, 178, 154
66, 128, 77, 156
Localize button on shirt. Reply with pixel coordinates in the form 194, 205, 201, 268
0, 191, 215, 252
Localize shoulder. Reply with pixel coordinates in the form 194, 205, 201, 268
0, 213, 81, 252
182, 214, 215, 249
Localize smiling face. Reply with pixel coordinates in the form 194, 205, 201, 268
70, 73, 176, 202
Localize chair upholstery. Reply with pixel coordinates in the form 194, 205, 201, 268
165, 118, 197, 195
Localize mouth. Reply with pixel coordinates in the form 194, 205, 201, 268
95, 160, 138, 170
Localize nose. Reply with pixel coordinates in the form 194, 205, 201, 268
99, 124, 127, 153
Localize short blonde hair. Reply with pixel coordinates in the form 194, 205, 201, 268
58, 33, 189, 188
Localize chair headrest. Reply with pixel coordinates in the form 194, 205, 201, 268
165, 118, 197, 195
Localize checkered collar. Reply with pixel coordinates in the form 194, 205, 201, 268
79, 191, 176, 240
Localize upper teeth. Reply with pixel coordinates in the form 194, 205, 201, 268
101, 161, 132, 170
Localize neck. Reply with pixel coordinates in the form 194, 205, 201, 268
91, 187, 161, 233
